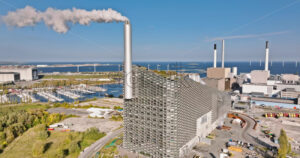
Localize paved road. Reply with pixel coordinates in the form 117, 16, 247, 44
237, 113, 262, 148
79, 128, 123, 158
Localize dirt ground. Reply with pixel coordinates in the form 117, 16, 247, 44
250, 106, 300, 154
47, 107, 89, 117
60, 117, 122, 133
78, 98, 123, 108
47, 105, 123, 133
193, 117, 263, 158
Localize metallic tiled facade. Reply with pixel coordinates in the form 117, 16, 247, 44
123, 66, 230, 157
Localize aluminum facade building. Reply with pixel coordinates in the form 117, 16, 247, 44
123, 66, 231, 157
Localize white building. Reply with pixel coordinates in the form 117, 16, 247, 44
0, 72, 20, 83
0, 66, 38, 81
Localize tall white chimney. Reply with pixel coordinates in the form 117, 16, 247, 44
124, 20, 132, 99
265, 41, 269, 71
213, 44, 217, 68
222, 40, 225, 68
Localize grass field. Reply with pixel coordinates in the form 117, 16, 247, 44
0, 125, 105, 158
0, 103, 50, 116
42, 73, 122, 80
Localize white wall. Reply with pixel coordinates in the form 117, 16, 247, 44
242, 84, 273, 95
0, 74, 15, 83
0, 68, 35, 81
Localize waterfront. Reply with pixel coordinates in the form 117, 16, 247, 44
32, 61, 300, 77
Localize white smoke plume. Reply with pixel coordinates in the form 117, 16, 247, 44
2, 6, 128, 33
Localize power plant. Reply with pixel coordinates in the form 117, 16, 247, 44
122, 23, 231, 157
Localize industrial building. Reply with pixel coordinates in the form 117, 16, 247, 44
202, 41, 235, 91
250, 70, 270, 84
0, 72, 20, 83
0, 66, 38, 81
121, 21, 230, 157
123, 66, 231, 157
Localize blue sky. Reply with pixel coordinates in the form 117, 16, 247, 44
0, 0, 299, 62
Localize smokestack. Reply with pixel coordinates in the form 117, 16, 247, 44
222, 40, 225, 68
213, 44, 217, 68
265, 41, 269, 71
124, 20, 132, 99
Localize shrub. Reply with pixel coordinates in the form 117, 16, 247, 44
0, 132, 5, 140
32, 141, 45, 157
38, 130, 49, 140
69, 140, 81, 153
84, 127, 105, 140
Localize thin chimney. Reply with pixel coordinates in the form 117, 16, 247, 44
213, 44, 217, 68
222, 40, 225, 68
124, 20, 132, 99
265, 41, 269, 71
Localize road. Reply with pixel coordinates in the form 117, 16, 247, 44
79, 128, 123, 158
237, 113, 259, 146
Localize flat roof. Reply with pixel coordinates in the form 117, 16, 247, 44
0, 72, 20, 75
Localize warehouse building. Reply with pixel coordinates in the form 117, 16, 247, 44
0, 66, 38, 81
0, 72, 20, 83
123, 66, 231, 157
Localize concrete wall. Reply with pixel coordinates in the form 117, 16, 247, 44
250, 70, 269, 84
202, 78, 225, 91
242, 84, 273, 95
207, 68, 231, 79
0, 73, 16, 83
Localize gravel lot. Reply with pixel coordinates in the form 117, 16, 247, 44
78, 98, 123, 109
47, 106, 123, 133
60, 117, 122, 133
47, 107, 89, 117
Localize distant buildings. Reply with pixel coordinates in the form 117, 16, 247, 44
123, 66, 230, 157
0, 66, 38, 82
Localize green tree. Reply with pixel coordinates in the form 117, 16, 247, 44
278, 129, 291, 158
